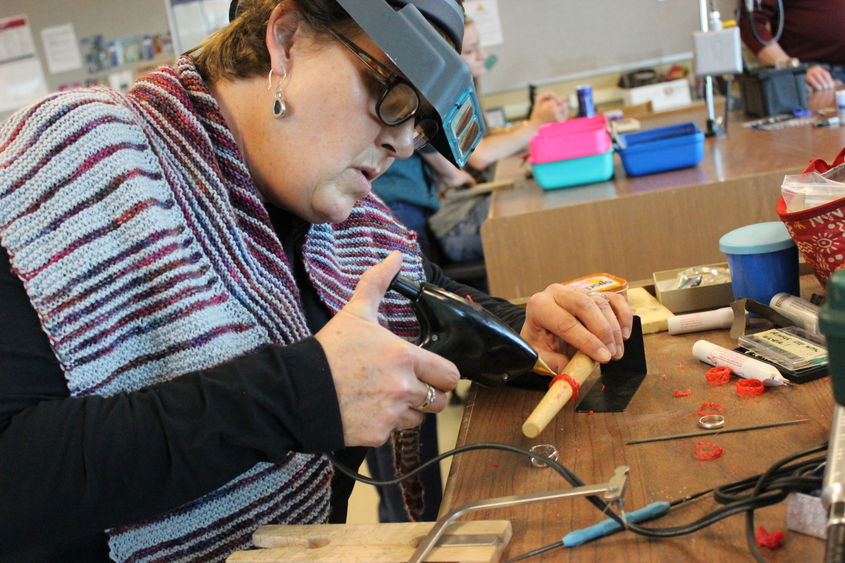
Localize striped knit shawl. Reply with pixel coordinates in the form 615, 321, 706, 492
0, 57, 425, 561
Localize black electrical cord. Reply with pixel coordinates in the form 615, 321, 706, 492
331, 440, 828, 562
506, 442, 827, 562
719, 444, 826, 563
747, 0, 785, 48
331, 442, 614, 515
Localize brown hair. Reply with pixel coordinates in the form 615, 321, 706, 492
192, 0, 464, 82
191, 0, 352, 82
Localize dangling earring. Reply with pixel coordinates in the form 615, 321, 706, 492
268, 68, 287, 119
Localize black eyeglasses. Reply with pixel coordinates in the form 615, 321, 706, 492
329, 28, 438, 150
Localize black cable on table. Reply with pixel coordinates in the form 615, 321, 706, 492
331, 441, 828, 563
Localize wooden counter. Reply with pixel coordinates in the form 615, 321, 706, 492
441, 333, 831, 561
440, 282, 832, 561
481, 96, 845, 300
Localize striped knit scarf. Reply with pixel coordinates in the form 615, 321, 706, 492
0, 57, 427, 561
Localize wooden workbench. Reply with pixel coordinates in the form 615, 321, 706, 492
481, 95, 845, 300
440, 281, 832, 562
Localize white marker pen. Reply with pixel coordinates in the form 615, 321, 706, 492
668, 307, 734, 335
692, 339, 789, 386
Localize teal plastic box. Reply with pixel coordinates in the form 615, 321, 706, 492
530, 149, 614, 189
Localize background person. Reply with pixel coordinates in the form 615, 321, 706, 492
429, 16, 569, 263
370, 148, 476, 259
739, 0, 845, 90
459, 17, 570, 172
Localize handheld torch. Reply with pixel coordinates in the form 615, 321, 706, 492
389, 274, 555, 386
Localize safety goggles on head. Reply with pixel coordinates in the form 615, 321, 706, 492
335, 0, 485, 167
328, 28, 439, 151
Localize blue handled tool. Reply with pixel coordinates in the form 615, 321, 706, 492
507, 488, 712, 562
563, 501, 669, 546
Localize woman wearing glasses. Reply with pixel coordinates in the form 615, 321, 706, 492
0, 0, 631, 561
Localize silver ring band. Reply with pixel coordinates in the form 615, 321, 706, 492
698, 414, 725, 429
529, 444, 559, 468
587, 291, 610, 302
416, 384, 437, 411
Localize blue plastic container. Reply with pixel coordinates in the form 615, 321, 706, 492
718, 222, 799, 304
530, 149, 614, 189
617, 122, 704, 176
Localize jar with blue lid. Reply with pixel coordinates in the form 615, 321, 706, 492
719, 221, 799, 304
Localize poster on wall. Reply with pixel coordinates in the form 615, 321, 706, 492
464, 0, 503, 47
41, 23, 82, 74
0, 15, 48, 113
166, 0, 230, 54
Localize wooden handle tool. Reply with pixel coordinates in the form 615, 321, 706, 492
522, 351, 597, 438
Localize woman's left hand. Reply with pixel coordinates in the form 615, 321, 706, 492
519, 284, 633, 374
440, 167, 476, 190
528, 92, 569, 126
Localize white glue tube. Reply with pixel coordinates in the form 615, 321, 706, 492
668, 307, 734, 335
692, 339, 789, 386
769, 293, 820, 334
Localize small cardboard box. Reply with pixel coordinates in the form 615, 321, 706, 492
622, 78, 692, 112
653, 262, 733, 313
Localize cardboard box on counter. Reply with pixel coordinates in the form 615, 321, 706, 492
653, 262, 733, 313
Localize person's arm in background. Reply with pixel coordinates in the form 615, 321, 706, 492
738, 2, 835, 90
419, 150, 476, 190
467, 92, 569, 171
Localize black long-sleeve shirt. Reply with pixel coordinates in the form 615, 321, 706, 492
0, 204, 524, 560
739, 0, 845, 66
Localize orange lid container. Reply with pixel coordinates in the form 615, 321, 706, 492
562, 273, 628, 296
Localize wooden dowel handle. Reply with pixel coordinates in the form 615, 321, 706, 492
522, 352, 597, 438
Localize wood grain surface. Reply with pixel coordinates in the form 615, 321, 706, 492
441, 280, 831, 562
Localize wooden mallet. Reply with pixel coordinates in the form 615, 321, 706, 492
522, 351, 597, 438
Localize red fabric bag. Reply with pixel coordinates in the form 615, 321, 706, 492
777, 147, 845, 285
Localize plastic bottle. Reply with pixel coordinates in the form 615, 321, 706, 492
837, 90, 845, 124
668, 307, 734, 335
769, 292, 820, 334
692, 339, 788, 386
820, 270, 845, 404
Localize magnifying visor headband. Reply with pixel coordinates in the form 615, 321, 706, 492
336, 0, 484, 167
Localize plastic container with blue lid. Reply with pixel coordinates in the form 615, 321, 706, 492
617, 122, 704, 176
718, 222, 799, 304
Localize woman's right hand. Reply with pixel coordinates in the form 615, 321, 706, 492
314, 252, 459, 447
805, 64, 835, 90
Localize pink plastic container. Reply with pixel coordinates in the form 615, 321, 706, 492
528, 115, 611, 164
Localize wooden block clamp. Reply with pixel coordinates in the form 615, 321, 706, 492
226, 520, 512, 562
522, 351, 597, 438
